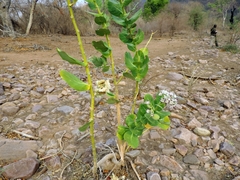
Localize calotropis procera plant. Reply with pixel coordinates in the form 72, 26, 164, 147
57, 0, 176, 177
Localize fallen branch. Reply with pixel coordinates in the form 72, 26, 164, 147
12, 130, 40, 140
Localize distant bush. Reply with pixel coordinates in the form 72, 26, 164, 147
222, 44, 240, 53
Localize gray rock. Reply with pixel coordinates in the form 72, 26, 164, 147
56, 106, 74, 114
47, 95, 59, 103
0, 83, 4, 95
214, 158, 224, 166
172, 127, 199, 144
32, 104, 43, 112
223, 100, 232, 109
194, 95, 209, 105
30, 90, 43, 98
36, 86, 45, 94
2, 158, 39, 179
147, 172, 161, 180
45, 155, 61, 170
209, 125, 221, 139
126, 150, 141, 158
165, 72, 183, 81
183, 154, 200, 165
229, 156, 240, 166
193, 127, 211, 136
150, 130, 161, 140
0, 139, 42, 161
24, 120, 41, 129
187, 118, 202, 129
207, 149, 217, 159
162, 148, 176, 156
1, 102, 19, 116
159, 155, 184, 173
190, 170, 209, 180
175, 144, 188, 156
8, 92, 20, 101
220, 142, 235, 157
233, 176, 240, 180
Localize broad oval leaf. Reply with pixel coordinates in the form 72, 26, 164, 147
123, 72, 135, 80
96, 28, 110, 36
106, 97, 119, 104
79, 120, 93, 132
95, 16, 107, 25
133, 29, 144, 45
117, 126, 128, 140
89, 56, 105, 67
107, 0, 123, 17
127, 43, 136, 51
124, 131, 139, 148
57, 48, 86, 66
128, 9, 142, 24
60, 70, 90, 91
92, 41, 111, 56
111, 15, 126, 26
122, 0, 132, 7
119, 30, 132, 43
157, 116, 170, 130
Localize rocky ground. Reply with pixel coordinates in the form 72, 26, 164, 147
0, 33, 240, 180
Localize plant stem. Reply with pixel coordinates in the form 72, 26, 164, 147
66, 0, 97, 176
131, 81, 139, 114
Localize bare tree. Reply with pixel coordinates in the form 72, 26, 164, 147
26, 0, 38, 35
0, 0, 15, 37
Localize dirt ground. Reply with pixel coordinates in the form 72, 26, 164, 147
0, 33, 240, 180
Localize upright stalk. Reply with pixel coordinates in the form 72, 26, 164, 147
66, 0, 97, 175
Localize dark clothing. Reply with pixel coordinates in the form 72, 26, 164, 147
210, 25, 218, 47
211, 27, 217, 37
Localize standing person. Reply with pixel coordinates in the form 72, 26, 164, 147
210, 24, 218, 47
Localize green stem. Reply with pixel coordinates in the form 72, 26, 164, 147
131, 81, 139, 114
67, 0, 97, 176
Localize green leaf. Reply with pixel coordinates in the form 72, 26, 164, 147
111, 15, 126, 26
125, 52, 136, 72
133, 29, 144, 45
124, 131, 139, 148
128, 9, 142, 24
122, 0, 132, 7
57, 48, 86, 66
159, 111, 171, 118
92, 41, 111, 56
140, 47, 149, 56
127, 43, 136, 51
60, 70, 90, 91
119, 30, 132, 43
106, 97, 119, 104
95, 16, 107, 25
117, 126, 128, 140
123, 72, 135, 80
96, 28, 110, 36
157, 116, 170, 130
79, 121, 93, 132
89, 56, 104, 67
152, 114, 160, 120
145, 113, 158, 126
107, 0, 123, 17
85, 0, 96, 10
126, 114, 136, 128
144, 94, 154, 103
107, 92, 114, 97
102, 64, 110, 72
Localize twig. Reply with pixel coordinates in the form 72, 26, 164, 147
59, 150, 77, 180
12, 130, 40, 140
77, 132, 90, 142
40, 131, 66, 160
126, 157, 141, 180
170, 112, 184, 120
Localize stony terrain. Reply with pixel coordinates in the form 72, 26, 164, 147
0, 33, 240, 180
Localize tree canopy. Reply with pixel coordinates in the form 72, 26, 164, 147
142, 0, 169, 20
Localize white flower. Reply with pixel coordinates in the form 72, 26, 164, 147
95, 79, 111, 93
158, 90, 177, 107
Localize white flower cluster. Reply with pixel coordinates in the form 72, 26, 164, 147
158, 90, 177, 107
95, 79, 111, 93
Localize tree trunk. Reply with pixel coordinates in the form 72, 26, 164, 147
0, 0, 15, 37
26, 0, 38, 35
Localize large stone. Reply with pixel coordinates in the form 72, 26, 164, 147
0, 83, 4, 95
172, 127, 198, 144
147, 172, 161, 180
190, 170, 209, 180
165, 72, 183, 81
183, 154, 200, 165
193, 127, 211, 136
56, 106, 74, 114
2, 158, 39, 179
0, 139, 42, 161
220, 142, 235, 157
159, 155, 184, 173
0, 102, 19, 116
